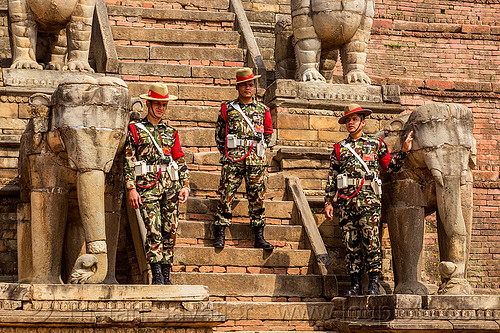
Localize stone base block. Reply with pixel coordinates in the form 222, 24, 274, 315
324, 294, 500, 332
0, 283, 226, 331
264, 80, 404, 147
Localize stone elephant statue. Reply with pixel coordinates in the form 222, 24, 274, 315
18, 76, 131, 284
276, 0, 374, 83
381, 103, 475, 295
8, 0, 96, 71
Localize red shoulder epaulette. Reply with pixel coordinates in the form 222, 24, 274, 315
334, 143, 341, 161
129, 123, 139, 145
221, 103, 228, 122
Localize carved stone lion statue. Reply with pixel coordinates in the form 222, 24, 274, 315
276, 0, 374, 84
8, 0, 96, 71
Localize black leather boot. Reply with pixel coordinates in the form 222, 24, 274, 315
161, 264, 172, 285
150, 263, 164, 285
345, 273, 361, 296
213, 225, 226, 248
367, 272, 380, 295
254, 226, 274, 250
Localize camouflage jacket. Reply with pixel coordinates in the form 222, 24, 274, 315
325, 133, 407, 205
215, 98, 273, 165
124, 117, 189, 195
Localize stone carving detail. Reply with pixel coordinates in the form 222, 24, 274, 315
276, 0, 374, 84
381, 103, 475, 295
8, 0, 96, 71
18, 76, 131, 284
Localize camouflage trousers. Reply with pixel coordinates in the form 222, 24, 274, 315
339, 191, 382, 275
215, 162, 267, 227
138, 188, 179, 265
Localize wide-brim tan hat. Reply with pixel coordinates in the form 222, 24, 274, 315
338, 103, 372, 124
140, 82, 178, 101
234, 67, 261, 84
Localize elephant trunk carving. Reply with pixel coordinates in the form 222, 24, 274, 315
72, 170, 108, 284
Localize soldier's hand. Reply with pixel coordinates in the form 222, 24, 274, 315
178, 187, 190, 204
402, 130, 414, 152
128, 188, 142, 209
324, 204, 334, 220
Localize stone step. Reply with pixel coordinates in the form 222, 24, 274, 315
177, 220, 303, 249
107, 5, 235, 23
185, 197, 294, 219
125, 83, 237, 103
116, 45, 245, 63
119, 62, 241, 82
140, 0, 230, 11
171, 272, 324, 298
173, 247, 313, 268
190, 170, 285, 192
112, 26, 240, 45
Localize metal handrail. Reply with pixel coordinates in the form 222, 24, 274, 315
229, 0, 267, 88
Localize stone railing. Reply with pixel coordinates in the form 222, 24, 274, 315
229, 0, 267, 88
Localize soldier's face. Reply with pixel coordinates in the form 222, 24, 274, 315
236, 80, 255, 99
345, 114, 365, 134
148, 100, 168, 119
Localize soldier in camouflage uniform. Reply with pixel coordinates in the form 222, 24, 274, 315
213, 68, 274, 250
124, 83, 190, 285
324, 104, 413, 296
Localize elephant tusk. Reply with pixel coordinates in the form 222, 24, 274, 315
430, 168, 444, 187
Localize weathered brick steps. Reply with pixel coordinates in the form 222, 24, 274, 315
107, 5, 235, 25
112, 26, 239, 45
117, 46, 244, 63
120, 63, 242, 82
177, 220, 303, 249
189, 170, 285, 194
171, 272, 324, 298
138, 0, 230, 12
173, 247, 313, 271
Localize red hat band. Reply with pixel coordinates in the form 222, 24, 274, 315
345, 106, 363, 116
148, 89, 169, 99
236, 73, 255, 82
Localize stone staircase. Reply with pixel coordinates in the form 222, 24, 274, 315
109, 1, 338, 331
173, 198, 338, 331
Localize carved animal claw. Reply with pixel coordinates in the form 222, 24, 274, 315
345, 70, 371, 85
11, 59, 43, 70
300, 68, 325, 82
46, 62, 65, 71
70, 254, 98, 284
64, 61, 94, 73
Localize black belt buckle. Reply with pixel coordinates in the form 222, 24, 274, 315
161, 158, 171, 165
365, 174, 374, 180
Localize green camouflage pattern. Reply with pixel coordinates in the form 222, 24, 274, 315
124, 117, 189, 264
138, 187, 179, 264
325, 134, 407, 274
215, 98, 272, 165
214, 158, 267, 227
340, 192, 382, 274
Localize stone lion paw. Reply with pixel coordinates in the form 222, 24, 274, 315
64, 60, 95, 73
46, 62, 65, 70
300, 68, 325, 82
11, 59, 43, 70
345, 70, 371, 85
394, 280, 429, 295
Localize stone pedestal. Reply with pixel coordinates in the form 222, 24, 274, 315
0, 283, 226, 332
324, 294, 500, 333
264, 79, 404, 148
